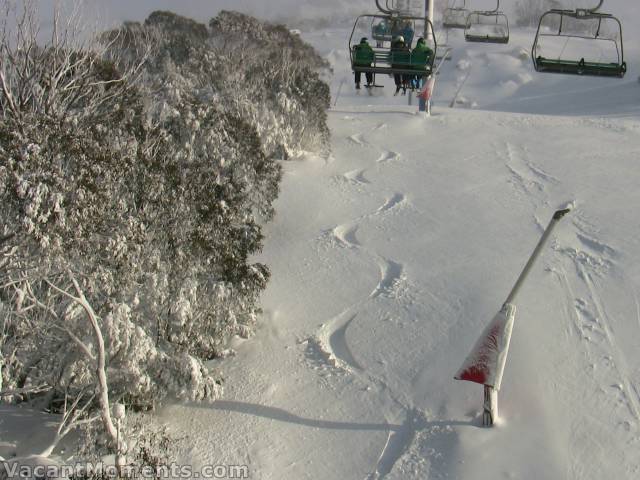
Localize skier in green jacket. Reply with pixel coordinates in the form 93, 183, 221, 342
353, 37, 374, 89
391, 35, 410, 94
411, 37, 433, 89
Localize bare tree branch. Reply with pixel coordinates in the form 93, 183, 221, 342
40, 390, 98, 457
0, 384, 52, 397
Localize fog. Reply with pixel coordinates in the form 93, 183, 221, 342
22, 1, 640, 32
30, 0, 372, 29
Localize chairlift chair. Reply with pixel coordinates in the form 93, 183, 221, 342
351, 14, 437, 78
531, 0, 626, 77
371, 16, 416, 46
371, 0, 418, 46
371, 17, 394, 45
464, 0, 509, 44
443, 0, 469, 29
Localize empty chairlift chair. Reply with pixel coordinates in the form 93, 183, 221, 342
443, 0, 470, 29
464, 0, 509, 44
531, 0, 626, 77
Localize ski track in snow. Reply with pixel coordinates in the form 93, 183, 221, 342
502, 141, 547, 198
305, 128, 434, 477
376, 193, 406, 213
333, 223, 360, 249
343, 169, 371, 185
551, 209, 640, 477
366, 410, 421, 480
557, 221, 640, 422
329, 314, 363, 371
575, 232, 617, 258
304, 309, 363, 374
376, 150, 401, 164
314, 124, 473, 478
554, 258, 640, 477
370, 259, 404, 299
500, 135, 640, 477
508, 145, 635, 418
348, 133, 368, 146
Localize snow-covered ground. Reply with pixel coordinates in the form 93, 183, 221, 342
4, 8, 640, 480
160, 20, 640, 480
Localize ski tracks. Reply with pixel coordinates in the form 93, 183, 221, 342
333, 131, 400, 191
553, 220, 640, 478
309, 189, 412, 377
501, 139, 640, 476
376, 150, 401, 164
555, 219, 640, 421
501, 141, 559, 202
348, 133, 367, 146
303, 310, 363, 374
376, 193, 407, 213
343, 169, 371, 185
304, 125, 451, 478
370, 259, 404, 299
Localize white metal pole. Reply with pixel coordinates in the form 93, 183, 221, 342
504, 208, 571, 305
483, 385, 498, 426
424, 0, 434, 40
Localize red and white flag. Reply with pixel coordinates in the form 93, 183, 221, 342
454, 303, 516, 390
418, 76, 436, 101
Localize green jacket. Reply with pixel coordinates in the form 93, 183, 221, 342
411, 43, 433, 69
354, 42, 374, 66
391, 40, 410, 66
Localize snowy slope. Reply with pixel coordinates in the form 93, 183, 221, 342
162, 18, 640, 479
166, 110, 640, 478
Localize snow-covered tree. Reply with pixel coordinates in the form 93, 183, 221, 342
0, 3, 330, 458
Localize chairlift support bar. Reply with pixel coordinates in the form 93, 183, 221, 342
487, 0, 501, 14
376, 0, 394, 14
585, 0, 604, 14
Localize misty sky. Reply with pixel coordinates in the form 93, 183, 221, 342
19, 1, 640, 40
26, 1, 640, 28
31, 0, 372, 27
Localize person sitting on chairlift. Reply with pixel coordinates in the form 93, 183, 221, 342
353, 37, 374, 89
411, 37, 433, 90
391, 35, 410, 95
373, 20, 388, 47
401, 22, 415, 47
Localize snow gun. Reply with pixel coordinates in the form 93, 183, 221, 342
455, 208, 571, 426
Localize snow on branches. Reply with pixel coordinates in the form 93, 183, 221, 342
0, 4, 330, 455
